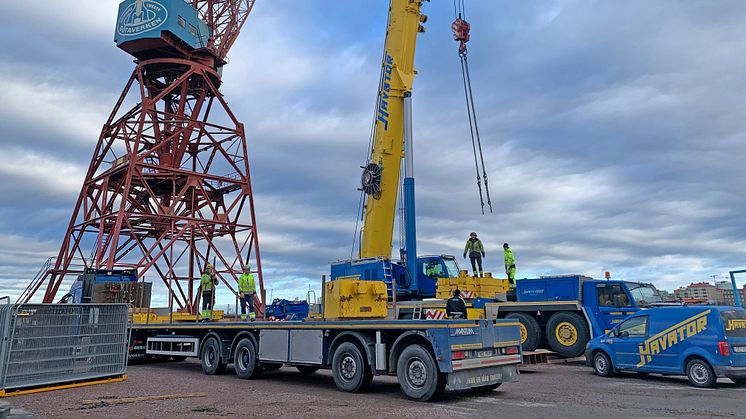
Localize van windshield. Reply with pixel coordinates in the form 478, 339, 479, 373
720, 309, 746, 338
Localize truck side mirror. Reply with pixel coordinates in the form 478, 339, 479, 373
619, 331, 629, 338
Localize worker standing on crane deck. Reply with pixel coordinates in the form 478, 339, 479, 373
446, 289, 468, 319
463, 232, 485, 277
238, 265, 256, 321
201, 264, 218, 321
504, 243, 516, 286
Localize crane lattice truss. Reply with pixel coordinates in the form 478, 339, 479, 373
24, 0, 262, 313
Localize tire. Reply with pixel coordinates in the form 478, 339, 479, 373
296, 365, 320, 374
233, 338, 261, 379
686, 358, 716, 388
332, 342, 373, 393
505, 313, 541, 352
471, 383, 501, 393
592, 351, 614, 377
545, 312, 590, 358
200, 337, 226, 375
396, 344, 446, 401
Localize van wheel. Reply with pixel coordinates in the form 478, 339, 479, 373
592, 351, 614, 377
546, 312, 590, 358
686, 358, 716, 388
505, 313, 540, 352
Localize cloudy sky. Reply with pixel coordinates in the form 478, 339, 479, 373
1, 0, 746, 305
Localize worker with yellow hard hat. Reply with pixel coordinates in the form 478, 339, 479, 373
201, 264, 218, 321
238, 265, 256, 321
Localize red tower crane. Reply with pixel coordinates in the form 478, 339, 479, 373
20, 0, 263, 315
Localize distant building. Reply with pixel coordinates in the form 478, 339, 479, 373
658, 290, 678, 303
715, 281, 735, 305
674, 282, 723, 305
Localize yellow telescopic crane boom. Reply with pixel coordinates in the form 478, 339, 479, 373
359, 0, 427, 260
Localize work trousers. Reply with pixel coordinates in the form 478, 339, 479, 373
202, 291, 213, 311
240, 293, 255, 316
470, 256, 483, 276
506, 265, 516, 285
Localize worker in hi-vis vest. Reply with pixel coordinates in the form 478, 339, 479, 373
238, 265, 256, 321
201, 264, 218, 321
463, 232, 485, 277
503, 243, 516, 286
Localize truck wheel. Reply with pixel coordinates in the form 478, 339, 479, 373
546, 312, 590, 358
332, 342, 373, 393
233, 338, 261, 379
201, 337, 226, 375
296, 365, 320, 374
396, 344, 446, 401
505, 313, 541, 352
592, 351, 615, 377
686, 358, 716, 388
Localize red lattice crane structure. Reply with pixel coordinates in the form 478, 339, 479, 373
20, 0, 263, 315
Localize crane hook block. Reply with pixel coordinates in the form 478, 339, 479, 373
451, 18, 470, 55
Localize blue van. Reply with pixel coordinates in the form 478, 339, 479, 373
585, 306, 746, 387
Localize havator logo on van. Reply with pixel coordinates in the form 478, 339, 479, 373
117, 0, 168, 37
451, 327, 477, 337
726, 319, 746, 332
636, 309, 710, 368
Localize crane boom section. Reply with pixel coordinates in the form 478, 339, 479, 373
360, 0, 425, 259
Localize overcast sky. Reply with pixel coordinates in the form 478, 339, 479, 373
1, 0, 746, 305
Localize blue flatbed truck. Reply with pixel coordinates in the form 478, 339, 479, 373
129, 318, 522, 401
482, 275, 652, 358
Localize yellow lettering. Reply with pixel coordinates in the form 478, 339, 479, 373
686, 321, 697, 338
657, 336, 668, 351
650, 340, 660, 355
667, 331, 678, 347
677, 326, 687, 341
696, 317, 707, 333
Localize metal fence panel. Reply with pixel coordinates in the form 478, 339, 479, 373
0, 304, 129, 390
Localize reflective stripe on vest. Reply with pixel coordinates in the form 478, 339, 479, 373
201, 273, 213, 291
238, 273, 255, 293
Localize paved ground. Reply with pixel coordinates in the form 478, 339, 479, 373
8, 359, 745, 418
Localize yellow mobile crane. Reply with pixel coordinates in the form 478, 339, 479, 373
328, 0, 498, 314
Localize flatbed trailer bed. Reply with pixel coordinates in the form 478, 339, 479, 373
129, 318, 522, 401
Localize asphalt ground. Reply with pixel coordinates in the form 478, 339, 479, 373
8, 359, 745, 418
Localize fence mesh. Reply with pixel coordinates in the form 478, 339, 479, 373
0, 304, 129, 390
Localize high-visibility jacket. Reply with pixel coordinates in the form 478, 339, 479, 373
238, 273, 256, 294
464, 238, 484, 257
201, 273, 214, 291
504, 248, 515, 270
